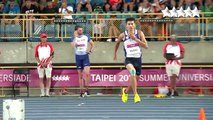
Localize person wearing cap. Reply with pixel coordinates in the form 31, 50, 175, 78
58, 2, 73, 19
71, 25, 94, 97
1, 0, 20, 25
35, 33, 54, 97
163, 34, 185, 97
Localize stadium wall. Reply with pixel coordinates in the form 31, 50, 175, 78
0, 41, 213, 64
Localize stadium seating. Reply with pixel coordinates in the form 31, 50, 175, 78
62, 24, 75, 42
29, 22, 45, 42
122, 11, 139, 19
106, 11, 122, 19
173, 23, 191, 41
6, 24, 23, 42
75, 11, 91, 19
190, 23, 200, 41
0, 25, 5, 41
206, 23, 213, 40
91, 0, 104, 6
44, 24, 60, 42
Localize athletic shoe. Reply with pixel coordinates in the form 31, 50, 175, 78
121, 88, 128, 103
107, 39, 112, 42
134, 94, 141, 103
172, 91, 179, 96
80, 93, 84, 98
45, 93, 50, 97
167, 91, 172, 96
40, 94, 45, 97
84, 90, 90, 96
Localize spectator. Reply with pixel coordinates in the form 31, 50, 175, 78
181, 0, 197, 10
58, 0, 75, 9
5, 0, 22, 5
178, 0, 202, 9
93, 14, 107, 41
1, 0, 20, 25
22, 0, 39, 8
59, 2, 73, 19
0, 0, 4, 14
177, 0, 197, 23
138, 0, 154, 40
76, 0, 92, 12
41, 0, 58, 19
201, 0, 213, 17
153, 0, 167, 40
107, 15, 120, 42
21, 0, 39, 15
38, 0, 47, 12
105, 0, 122, 12
138, 0, 153, 14
123, 0, 135, 11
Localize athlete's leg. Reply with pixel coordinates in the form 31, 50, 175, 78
125, 75, 139, 93
126, 64, 137, 95
76, 55, 84, 95
83, 66, 90, 92
78, 69, 84, 94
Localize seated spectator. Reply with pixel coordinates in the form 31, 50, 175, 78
93, 0, 104, 12
21, 0, 39, 15
201, 0, 213, 17
41, 0, 58, 24
177, 0, 197, 24
58, 0, 75, 10
59, 2, 73, 19
1, 0, 20, 25
181, 0, 197, 10
153, 0, 167, 40
22, 0, 39, 8
107, 15, 120, 42
0, 0, 4, 14
38, 0, 47, 12
7, 0, 22, 6
76, 0, 92, 12
123, 0, 135, 11
105, 0, 122, 12
93, 14, 107, 41
138, 0, 153, 40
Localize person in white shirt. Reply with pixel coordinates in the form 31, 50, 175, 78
35, 33, 54, 97
114, 17, 148, 103
71, 25, 94, 97
163, 34, 185, 97
59, 3, 73, 19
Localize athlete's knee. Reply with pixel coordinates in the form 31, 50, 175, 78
129, 69, 136, 76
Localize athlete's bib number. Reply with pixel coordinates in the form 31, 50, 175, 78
125, 45, 140, 54
77, 44, 87, 52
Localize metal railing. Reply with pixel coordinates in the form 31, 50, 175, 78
0, 12, 212, 41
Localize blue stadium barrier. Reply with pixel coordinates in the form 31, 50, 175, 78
75, 11, 91, 19
190, 23, 200, 41
206, 23, 213, 40
173, 23, 191, 41
6, 24, 23, 42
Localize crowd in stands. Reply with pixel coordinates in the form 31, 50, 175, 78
0, 0, 212, 18
0, 0, 212, 42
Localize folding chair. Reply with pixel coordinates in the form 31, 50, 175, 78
12, 68, 30, 98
